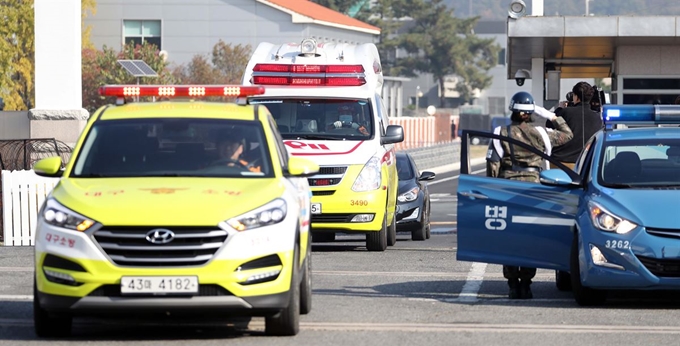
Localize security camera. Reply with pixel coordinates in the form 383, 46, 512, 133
514, 69, 531, 86
508, 0, 527, 19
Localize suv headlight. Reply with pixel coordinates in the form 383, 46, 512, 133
588, 201, 636, 234
40, 199, 95, 232
398, 187, 419, 202
225, 199, 287, 231
352, 157, 381, 192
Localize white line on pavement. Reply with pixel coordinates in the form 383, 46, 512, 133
455, 262, 487, 303
0, 267, 33, 272
429, 168, 486, 186
0, 295, 32, 301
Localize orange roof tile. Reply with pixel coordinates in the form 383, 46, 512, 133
259, 0, 380, 35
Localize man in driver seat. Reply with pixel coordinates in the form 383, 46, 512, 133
327, 104, 369, 135
214, 133, 261, 173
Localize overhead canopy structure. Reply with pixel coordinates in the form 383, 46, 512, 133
507, 16, 680, 79
507, 15, 680, 105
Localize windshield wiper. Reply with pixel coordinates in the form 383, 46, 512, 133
291, 134, 341, 140
602, 182, 633, 188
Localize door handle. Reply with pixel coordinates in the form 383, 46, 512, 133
459, 191, 488, 199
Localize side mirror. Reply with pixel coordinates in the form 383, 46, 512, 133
381, 125, 404, 145
286, 156, 319, 177
539, 169, 574, 187
33, 157, 63, 178
418, 171, 436, 181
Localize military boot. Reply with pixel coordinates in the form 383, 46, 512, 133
520, 279, 533, 299
507, 279, 521, 299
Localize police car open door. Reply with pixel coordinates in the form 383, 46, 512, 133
456, 130, 581, 272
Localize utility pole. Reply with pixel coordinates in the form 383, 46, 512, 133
585, 0, 593, 16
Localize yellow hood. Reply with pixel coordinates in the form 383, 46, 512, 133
51, 177, 286, 226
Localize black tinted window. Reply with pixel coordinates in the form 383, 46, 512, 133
397, 156, 414, 180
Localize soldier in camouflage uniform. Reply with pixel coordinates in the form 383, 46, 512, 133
486, 91, 573, 299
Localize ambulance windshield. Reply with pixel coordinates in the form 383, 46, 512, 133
251, 98, 373, 140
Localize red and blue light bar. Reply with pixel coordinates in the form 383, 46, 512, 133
98, 85, 266, 98
603, 104, 680, 125
251, 64, 367, 86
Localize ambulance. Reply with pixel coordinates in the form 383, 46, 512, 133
242, 38, 404, 251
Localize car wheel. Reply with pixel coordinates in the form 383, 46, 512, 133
366, 212, 387, 251
265, 243, 301, 336
555, 270, 572, 291
412, 219, 427, 241
312, 232, 335, 243
300, 236, 312, 315
570, 232, 606, 306
387, 213, 397, 246
34, 280, 72, 338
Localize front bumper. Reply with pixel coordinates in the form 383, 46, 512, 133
395, 198, 424, 232
34, 218, 299, 316
310, 188, 388, 232
579, 217, 680, 290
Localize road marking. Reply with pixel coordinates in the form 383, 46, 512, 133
430, 221, 456, 225
455, 262, 487, 303
0, 267, 33, 272
429, 168, 486, 186
0, 295, 32, 301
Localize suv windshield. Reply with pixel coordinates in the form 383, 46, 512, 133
71, 118, 273, 178
599, 139, 680, 187
250, 98, 373, 140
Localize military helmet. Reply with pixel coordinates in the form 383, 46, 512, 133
509, 91, 535, 114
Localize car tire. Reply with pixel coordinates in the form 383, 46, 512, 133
300, 235, 312, 315
387, 213, 397, 246
366, 212, 387, 251
425, 224, 431, 239
570, 232, 607, 306
265, 243, 301, 336
555, 270, 572, 291
412, 220, 427, 241
34, 280, 72, 338
312, 232, 335, 243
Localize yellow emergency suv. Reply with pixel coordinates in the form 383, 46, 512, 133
242, 38, 405, 251
32, 85, 318, 337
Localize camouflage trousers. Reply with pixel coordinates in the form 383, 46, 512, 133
503, 265, 537, 281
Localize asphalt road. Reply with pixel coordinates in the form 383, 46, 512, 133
2, 161, 680, 345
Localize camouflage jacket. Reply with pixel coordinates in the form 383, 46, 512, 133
486, 117, 573, 182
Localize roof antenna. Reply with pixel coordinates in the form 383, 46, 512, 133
274, 45, 283, 61
339, 50, 345, 62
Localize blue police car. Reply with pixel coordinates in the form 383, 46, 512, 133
457, 104, 680, 306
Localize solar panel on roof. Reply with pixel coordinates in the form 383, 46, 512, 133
117, 60, 158, 77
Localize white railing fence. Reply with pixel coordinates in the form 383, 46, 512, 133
2, 170, 58, 246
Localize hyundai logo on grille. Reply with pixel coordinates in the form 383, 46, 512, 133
146, 229, 175, 244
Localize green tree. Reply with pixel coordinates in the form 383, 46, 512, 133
393, 0, 499, 106
310, 0, 367, 14
0, 0, 35, 111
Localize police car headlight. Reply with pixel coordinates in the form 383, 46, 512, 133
352, 157, 381, 192
225, 199, 287, 231
398, 187, 419, 202
40, 199, 95, 232
588, 202, 637, 234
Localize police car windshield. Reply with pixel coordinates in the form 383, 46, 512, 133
71, 118, 273, 178
250, 98, 373, 140
599, 139, 680, 188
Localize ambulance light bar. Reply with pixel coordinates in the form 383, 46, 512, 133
603, 105, 680, 125
251, 64, 366, 86
98, 85, 265, 98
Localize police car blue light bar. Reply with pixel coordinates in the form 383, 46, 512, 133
603, 104, 680, 124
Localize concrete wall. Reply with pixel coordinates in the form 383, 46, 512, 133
402, 141, 461, 171
0, 112, 30, 140
616, 46, 680, 76
85, 0, 377, 65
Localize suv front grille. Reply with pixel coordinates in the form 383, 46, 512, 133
92, 227, 228, 267
646, 227, 680, 240
88, 284, 232, 297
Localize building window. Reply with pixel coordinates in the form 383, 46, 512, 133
488, 97, 506, 115
497, 49, 506, 66
123, 20, 161, 49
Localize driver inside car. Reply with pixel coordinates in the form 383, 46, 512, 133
213, 134, 261, 173
327, 104, 369, 135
